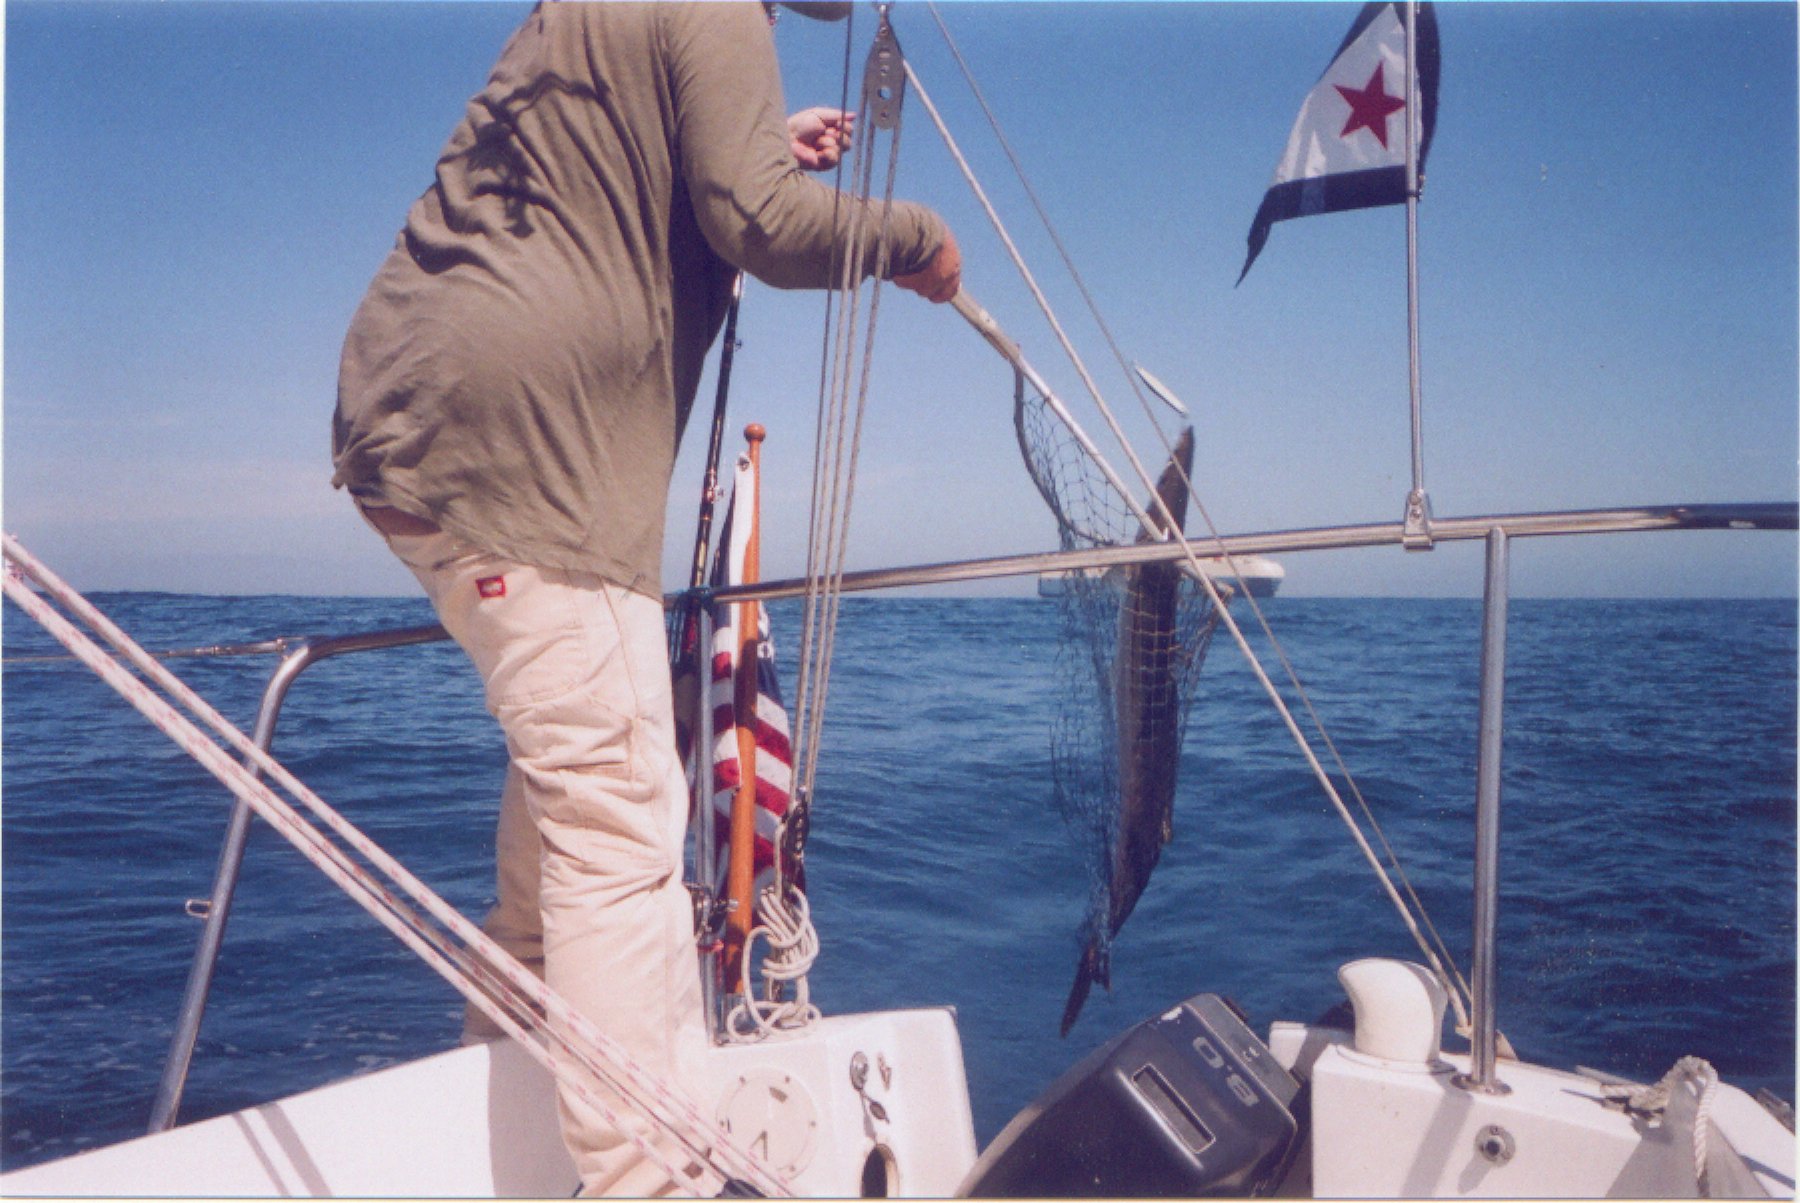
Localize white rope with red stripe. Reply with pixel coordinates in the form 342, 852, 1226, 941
1, 534, 793, 1197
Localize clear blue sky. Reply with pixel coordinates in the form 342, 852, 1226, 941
6, 1, 1795, 598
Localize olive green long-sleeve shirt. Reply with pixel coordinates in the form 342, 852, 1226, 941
333, 2, 945, 593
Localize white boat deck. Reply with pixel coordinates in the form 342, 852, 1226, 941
1269, 1021, 1795, 1200
6, 979, 1792, 1199
0, 1007, 977, 1198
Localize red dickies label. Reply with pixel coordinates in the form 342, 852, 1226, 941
476, 575, 507, 599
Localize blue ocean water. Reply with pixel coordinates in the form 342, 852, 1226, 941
2, 592, 1794, 1171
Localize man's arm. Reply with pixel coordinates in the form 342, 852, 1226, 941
663, 2, 949, 292
893, 233, 962, 303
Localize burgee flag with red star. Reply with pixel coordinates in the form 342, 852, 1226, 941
1239, 2, 1439, 284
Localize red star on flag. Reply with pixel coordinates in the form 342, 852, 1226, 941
1335, 63, 1407, 149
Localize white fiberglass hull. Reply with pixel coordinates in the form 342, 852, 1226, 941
1268, 1022, 1794, 1199
4, 995, 1791, 1199
0, 1007, 977, 1199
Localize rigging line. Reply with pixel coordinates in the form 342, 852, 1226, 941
802, 239, 892, 803
798, 0, 860, 713
796, 18, 886, 757
923, 3, 1244, 574
923, 2, 1208, 531
795, 105, 876, 778
803, 113, 905, 800
922, 3, 1167, 451
906, 59, 1472, 1024
795, 189, 861, 762
795, 15, 906, 801
954, 292, 1165, 543
771, 6, 861, 908
917, 15, 1472, 1011
0, 539, 793, 1195
901, 63, 1170, 539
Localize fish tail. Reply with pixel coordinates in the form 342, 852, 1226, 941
1059, 941, 1111, 1037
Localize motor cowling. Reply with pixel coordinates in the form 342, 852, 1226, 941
958, 993, 1302, 1198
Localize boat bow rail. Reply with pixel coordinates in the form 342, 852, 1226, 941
152, 624, 453, 1132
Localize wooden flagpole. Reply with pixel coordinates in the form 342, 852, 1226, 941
722, 424, 765, 989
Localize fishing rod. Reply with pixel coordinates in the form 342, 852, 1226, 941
669, 273, 746, 665
666, 273, 753, 1037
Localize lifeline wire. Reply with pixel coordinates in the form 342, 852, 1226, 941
907, 28, 1472, 1025
1, 536, 792, 1197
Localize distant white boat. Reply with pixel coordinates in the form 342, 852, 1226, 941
1038, 554, 1286, 599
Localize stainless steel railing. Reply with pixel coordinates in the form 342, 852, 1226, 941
708, 502, 1798, 603
148, 624, 450, 1132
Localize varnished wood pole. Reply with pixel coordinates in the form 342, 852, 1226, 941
721, 424, 765, 988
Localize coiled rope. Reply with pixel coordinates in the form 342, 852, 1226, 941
726, 885, 823, 1042
1, 534, 791, 1197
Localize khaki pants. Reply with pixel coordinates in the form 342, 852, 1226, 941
373, 517, 709, 1197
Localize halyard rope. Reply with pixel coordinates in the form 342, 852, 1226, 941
906, 28, 1475, 1029
1, 535, 791, 1197
730, 7, 909, 1049
793, 7, 906, 807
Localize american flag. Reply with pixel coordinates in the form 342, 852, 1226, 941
708, 452, 797, 912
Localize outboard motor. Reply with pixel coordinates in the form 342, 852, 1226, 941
958, 994, 1302, 1197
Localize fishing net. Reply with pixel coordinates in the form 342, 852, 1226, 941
1013, 374, 1225, 1007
